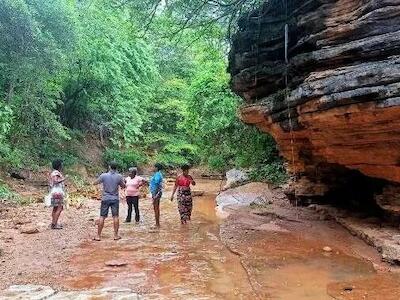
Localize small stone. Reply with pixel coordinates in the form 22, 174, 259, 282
343, 286, 354, 292
323, 246, 332, 252
192, 190, 205, 197
13, 219, 31, 225
308, 204, 317, 210
105, 260, 128, 267
20, 226, 39, 234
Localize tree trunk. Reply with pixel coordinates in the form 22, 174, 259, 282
5, 81, 14, 103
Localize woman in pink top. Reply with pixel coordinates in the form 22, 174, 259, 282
125, 167, 145, 223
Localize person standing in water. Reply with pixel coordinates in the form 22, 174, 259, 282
49, 159, 66, 229
149, 163, 164, 228
93, 161, 125, 241
125, 167, 146, 224
170, 165, 196, 224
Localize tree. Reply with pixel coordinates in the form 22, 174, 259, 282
0, 0, 76, 160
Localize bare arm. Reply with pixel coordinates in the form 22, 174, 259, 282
190, 175, 196, 186
119, 176, 126, 189
93, 174, 103, 185
170, 181, 178, 201
50, 173, 66, 186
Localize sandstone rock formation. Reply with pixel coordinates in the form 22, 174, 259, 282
229, 0, 400, 209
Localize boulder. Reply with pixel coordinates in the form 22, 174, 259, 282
229, 0, 400, 199
223, 169, 249, 190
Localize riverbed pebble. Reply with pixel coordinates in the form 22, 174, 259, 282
20, 226, 39, 234
323, 246, 332, 252
105, 260, 128, 267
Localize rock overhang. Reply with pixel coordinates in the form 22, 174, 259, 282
229, 0, 400, 199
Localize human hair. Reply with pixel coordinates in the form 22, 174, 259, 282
181, 164, 190, 171
129, 167, 137, 175
109, 161, 118, 171
154, 163, 163, 171
52, 159, 63, 171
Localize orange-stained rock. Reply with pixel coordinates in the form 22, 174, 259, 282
229, 0, 400, 200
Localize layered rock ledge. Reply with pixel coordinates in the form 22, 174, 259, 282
229, 0, 400, 207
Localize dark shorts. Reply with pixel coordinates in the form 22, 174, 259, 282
100, 200, 119, 217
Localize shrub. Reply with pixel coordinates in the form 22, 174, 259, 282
207, 155, 226, 172
103, 148, 148, 171
153, 140, 200, 169
249, 161, 288, 185
0, 182, 22, 203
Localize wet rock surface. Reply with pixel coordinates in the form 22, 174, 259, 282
219, 183, 400, 299
229, 0, 400, 201
0, 285, 142, 299
311, 204, 400, 264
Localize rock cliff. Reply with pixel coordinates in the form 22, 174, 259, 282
229, 0, 400, 208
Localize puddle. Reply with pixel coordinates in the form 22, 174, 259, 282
60, 179, 399, 299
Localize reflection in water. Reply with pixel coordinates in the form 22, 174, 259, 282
61, 179, 393, 299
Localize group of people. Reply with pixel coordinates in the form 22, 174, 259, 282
48, 160, 196, 240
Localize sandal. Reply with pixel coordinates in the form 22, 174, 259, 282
113, 236, 122, 241
93, 237, 101, 241
51, 224, 63, 230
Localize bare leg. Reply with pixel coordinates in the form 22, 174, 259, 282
153, 199, 160, 227
52, 206, 63, 227
113, 216, 120, 240
96, 216, 105, 240
51, 207, 57, 225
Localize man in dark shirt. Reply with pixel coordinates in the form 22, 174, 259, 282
93, 161, 125, 241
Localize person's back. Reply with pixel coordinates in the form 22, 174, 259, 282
99, 170, 124, 201
93, 162, 125, 241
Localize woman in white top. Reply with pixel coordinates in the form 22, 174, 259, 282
125, 167, 146, 223
49, 159, 66, 229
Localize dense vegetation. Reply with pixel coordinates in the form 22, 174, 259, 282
0, 0, 285, 183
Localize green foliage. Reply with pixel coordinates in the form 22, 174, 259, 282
0, 0, 286, 187
60, 2, 158, 148
0, 0, 75, 167
0, 181, 21, 203
155, 140, 199, 169
103, 148, 148, 171
249, 161, 288, 184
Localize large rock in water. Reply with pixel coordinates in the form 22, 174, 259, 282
229, 0, 400, 204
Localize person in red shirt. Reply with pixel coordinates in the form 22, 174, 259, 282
170, 165, 196, 224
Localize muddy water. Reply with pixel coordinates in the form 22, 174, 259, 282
61, 180, 393, 299
63, 180, 255, 299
